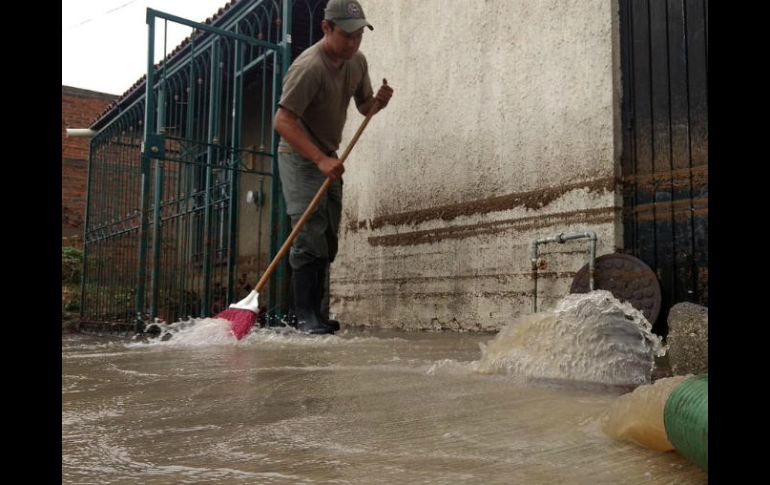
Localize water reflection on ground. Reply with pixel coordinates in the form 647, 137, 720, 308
62, 326, 706, 484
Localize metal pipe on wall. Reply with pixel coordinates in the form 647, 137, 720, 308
66, 128, 97, 138
530, 231, 597, 313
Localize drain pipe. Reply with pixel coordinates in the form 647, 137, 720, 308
530, 231, 597, 312
66, 128, 97, 138
664, 374, 708, 472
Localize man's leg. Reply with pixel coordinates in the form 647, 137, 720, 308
319, 261, 330, 321
317, 261, 340, 331
278, 152, 335, 334
318, 178, 342, 329
289, 199, 342, 334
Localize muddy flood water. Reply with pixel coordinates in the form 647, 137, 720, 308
62, 315, 706, 484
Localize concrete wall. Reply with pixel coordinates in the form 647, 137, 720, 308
332, 0, 624, 331
62, 86, 118, 248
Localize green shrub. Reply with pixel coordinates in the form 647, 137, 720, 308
64, 291, 80, 312
62, 247, 83, 285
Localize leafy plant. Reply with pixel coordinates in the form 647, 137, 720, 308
62, 247, 83, 285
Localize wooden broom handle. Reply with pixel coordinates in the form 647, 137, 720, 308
254, 79, 387, 293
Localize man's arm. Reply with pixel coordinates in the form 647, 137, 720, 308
274, 107, 345, 180
357, 80, 394, 116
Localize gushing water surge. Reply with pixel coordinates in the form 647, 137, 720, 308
471, 290, 666, 387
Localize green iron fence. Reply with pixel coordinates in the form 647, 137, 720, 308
81, 0, 328, 333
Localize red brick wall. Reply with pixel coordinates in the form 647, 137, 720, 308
62, 86, 118, 248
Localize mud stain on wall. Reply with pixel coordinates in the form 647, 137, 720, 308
334, 270, 580, 286
335, 289, 537, 302
367, 207, 617, 247
365, 177, 616, 230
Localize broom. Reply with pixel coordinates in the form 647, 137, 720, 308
216, 81, 387, 339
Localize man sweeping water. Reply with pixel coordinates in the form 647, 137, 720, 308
216, 0, 392, 339
273, 0, 393, 334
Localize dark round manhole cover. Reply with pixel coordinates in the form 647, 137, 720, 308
570, 253, 662, 326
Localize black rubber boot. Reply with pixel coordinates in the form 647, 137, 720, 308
325, 318, 341, 332
293, 265, 334, 335
315, 262, 340, 332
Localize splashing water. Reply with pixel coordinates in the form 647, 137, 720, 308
134, 318, 237, 347
472, 290, 666, 387
143, 291, 665, 389
130, 317, 380, 349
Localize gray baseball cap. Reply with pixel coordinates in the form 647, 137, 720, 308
324, 0, 373, 32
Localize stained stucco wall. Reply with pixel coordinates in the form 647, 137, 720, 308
332, 0, 624, 331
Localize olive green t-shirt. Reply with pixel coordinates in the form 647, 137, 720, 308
278, 41, 373, 155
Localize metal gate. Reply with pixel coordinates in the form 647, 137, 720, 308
81, 0, 328, 333
619, 0, 708, 335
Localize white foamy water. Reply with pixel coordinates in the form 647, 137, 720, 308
472, 290, 666, 386
129, 317, 410, 349
130, 318, 236, 347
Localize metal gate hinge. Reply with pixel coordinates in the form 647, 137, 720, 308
143, 133, 166, 158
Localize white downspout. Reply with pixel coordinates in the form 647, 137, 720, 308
65, 128, 97, 138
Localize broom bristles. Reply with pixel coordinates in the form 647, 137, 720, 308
215, 308, 257, 340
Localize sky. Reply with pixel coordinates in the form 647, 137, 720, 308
63, 0, 233, 95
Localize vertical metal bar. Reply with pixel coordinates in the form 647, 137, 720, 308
91, 145, 100, 320
172, 78, 182, 322
260, 41, 268, 152
128, 123, 134, 321
685, 0, 708, 306
267, 0, 293, 315
198, 59, 206, 318
630, 0, 656, 272
226, 33, 245, 305
269, 51, 281, 314
136, 9, 158, 333
129, 121, 139, 322
150, 77, 167, 320
156, 20, 172, 321
116, 139, 124, 320
108, 142, 117, 321
649, 0, 674, 330
97, 139, 108, 320
257, 27, 269, 283
113, 128, 121, 321
202, 41, 222, 316
134, 119, 143, 320
620, 0, 635, 256
182, 49, 196, 317
666, 0, 696, 304
99, 182, 106, 321
257, 177, 264, 274
80, 138, 96, 321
